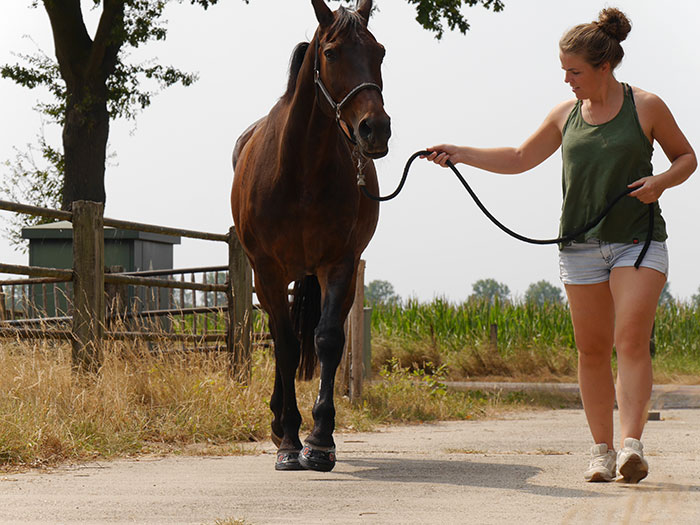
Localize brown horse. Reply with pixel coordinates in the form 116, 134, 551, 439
231, 0, 390, 471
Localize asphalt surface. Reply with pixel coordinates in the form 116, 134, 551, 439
448, 381, 700, 409
1, 407, 698, 525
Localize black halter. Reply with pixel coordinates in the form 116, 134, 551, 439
313, 38, 383, 145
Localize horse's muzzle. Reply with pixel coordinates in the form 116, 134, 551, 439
357, 113, 391, 158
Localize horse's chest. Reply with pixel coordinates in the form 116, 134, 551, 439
258, 186, 359, 260
296, 191, 358, 245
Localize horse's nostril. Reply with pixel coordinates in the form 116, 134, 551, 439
358, 119, 373, 141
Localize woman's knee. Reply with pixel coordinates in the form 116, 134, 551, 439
614, 336, 653, 362
576, 334, 613, 365
614, 319, 654, 360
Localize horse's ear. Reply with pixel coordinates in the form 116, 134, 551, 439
311, 0, 333, 28
357, 0, 372, 25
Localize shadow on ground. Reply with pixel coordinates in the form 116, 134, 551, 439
326, 457, 596, 499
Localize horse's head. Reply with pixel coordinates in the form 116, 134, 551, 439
312, 0, 391, 159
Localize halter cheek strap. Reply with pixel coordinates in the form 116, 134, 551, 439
313, 38, 383, 145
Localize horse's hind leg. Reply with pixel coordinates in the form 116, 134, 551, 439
299, 261, 356, 472
254, 264, 304, 470
269, 364, 284, 448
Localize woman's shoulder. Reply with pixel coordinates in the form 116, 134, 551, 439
554, 98, 579, 113
548, 98, 579, 131
627, 84, 675, 124
625, 84, 681, 145
627, 84, 655, 99
627, 85, 668, 112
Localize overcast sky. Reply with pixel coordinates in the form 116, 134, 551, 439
1, 0, 698, 302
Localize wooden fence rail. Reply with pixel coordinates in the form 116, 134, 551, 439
103, 273, 227, 292
0, 262, 73, 280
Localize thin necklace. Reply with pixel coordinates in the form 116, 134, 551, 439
584, 101, 616, 125
584, 84, 623, 125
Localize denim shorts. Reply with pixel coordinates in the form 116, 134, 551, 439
559, 239, 669, 285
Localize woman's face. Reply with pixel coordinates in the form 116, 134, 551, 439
559, 52, 609, 99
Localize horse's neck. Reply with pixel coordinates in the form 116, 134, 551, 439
280, 57, 349, 173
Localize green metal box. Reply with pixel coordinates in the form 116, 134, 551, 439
22, 221, 180, 317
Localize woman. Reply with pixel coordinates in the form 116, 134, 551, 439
425, 8, 696, 483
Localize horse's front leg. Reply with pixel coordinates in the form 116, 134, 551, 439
299, 260, 357, 472
253, 262, 305, 471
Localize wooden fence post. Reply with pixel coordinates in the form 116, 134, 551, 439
227, 226, 253, 382
0, 287, 6, 321
71, 201, 105, 373
349, 259, 366, 402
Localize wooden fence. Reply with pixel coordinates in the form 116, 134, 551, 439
0, 199, 252, 378
0, 199, 368, 396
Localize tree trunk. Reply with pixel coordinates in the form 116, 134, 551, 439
42, 0, 124, 211
61, 85, 110, 210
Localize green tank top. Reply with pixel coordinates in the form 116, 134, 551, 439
559, 83, 667, 248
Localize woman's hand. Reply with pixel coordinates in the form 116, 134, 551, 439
421, 144, 462, 167
628, 176, 664, 204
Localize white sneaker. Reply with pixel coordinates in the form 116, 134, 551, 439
584, 443, 616, 482
617, 438, 649, 483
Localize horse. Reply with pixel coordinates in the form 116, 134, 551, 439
231, 0, 390, 472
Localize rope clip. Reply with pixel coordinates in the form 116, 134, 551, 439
353, 147, 367, 186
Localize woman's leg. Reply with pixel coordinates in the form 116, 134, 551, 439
565, 282, 616, 448
609, 267, 666, 444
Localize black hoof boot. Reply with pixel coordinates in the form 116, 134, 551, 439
299, 444, 336, 472
275, 450, 305, 471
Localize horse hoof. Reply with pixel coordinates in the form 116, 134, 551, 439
299, 444, 336, 472
275, 450, 305, 471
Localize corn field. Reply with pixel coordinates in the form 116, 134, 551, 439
372, 298, 575, 353
370, 298, 700, 379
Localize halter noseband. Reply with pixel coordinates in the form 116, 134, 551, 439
313, 38, 383, 145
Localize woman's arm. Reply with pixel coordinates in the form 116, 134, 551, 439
423, 99, 575, 174
628, 91, 697, 203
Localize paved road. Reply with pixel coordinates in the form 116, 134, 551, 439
1, 408, 698, 525
448, 382, 700, 409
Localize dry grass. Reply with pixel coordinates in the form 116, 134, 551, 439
372, 334, 579, 383
0, 332, 573, 471
0, 336, 276, 469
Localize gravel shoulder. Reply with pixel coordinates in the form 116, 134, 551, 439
1, 408, 698, 525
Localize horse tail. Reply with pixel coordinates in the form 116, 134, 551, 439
290, 275, 321, 380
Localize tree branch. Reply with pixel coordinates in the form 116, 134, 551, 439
41, 0, 93, 86
89, 0, 126, 82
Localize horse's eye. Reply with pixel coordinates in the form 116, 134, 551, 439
323, 49, 337, 61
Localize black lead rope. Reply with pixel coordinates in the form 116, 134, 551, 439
360, 150, 654, 269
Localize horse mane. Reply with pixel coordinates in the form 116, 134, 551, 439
284, 42, 310, 100
283, 7, 366, 100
